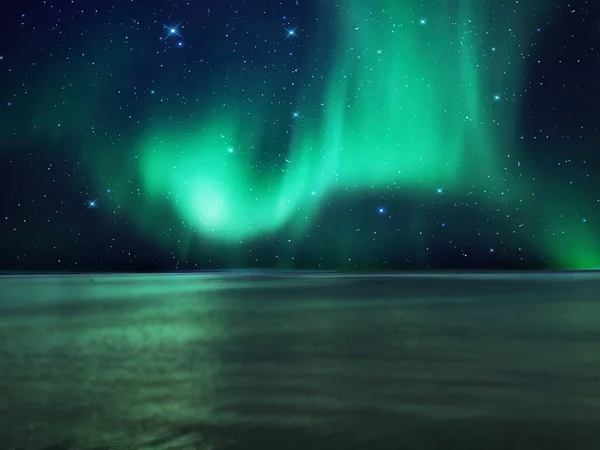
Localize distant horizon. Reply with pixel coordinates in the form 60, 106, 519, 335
0, 260, 591, 274
1, 268, 599, 276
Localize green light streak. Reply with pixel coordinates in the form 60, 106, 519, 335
9, 0, 600, 269
137, 0, 534, 240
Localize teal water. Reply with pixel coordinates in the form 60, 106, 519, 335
1, 272, 600, 449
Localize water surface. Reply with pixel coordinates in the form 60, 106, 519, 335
1, 272, 600, 449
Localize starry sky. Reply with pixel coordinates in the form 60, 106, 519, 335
0, 0, 599, 272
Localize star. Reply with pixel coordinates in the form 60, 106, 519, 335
436, 187, 443, 194
227, 147, 234, 153
493, 94, 501, 101
163, 22, 184, 40
86, 199, 98, 209
419, 18, 427, 25
292, 111, 300, 118
377, 207, 386, 215
285, 27, 298, 39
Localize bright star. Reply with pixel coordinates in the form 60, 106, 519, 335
377, 207, 386, 214
419, 18, 427, 25
163, 22, 184, 40
436, 187, 443, 194
285, 27, 298, 39
227, 147, 234, 153
493, 94, 501, 101
86, 199, 98, 209
292, 111, 300, 118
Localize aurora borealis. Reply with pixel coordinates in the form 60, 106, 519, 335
0, 0, 599, 270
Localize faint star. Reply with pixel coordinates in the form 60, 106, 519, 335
489, 248, 495, 253
227, 147, 234, 153
441, 222, 446, 227
163, 22, 184, 40
285, 27, 298, 39
582, 218, 587, 223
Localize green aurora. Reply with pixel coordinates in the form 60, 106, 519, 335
8, 0, 600, 269
139, 0, 508, 239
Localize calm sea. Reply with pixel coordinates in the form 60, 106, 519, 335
1, 272, 600, 449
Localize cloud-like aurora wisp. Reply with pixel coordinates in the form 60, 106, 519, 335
138, 0, 532, 238
9, 0, 600, 269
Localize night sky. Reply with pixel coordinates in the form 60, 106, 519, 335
0, 0, 599, 272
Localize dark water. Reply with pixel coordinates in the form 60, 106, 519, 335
2, 272, 600, 449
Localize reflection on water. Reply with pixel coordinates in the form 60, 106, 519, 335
1, 272, 600, 449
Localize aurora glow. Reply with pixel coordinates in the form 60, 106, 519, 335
1, 0, 599, 270
136, 3, 545, 237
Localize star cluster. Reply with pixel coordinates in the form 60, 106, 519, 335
0, 0, 599, 271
